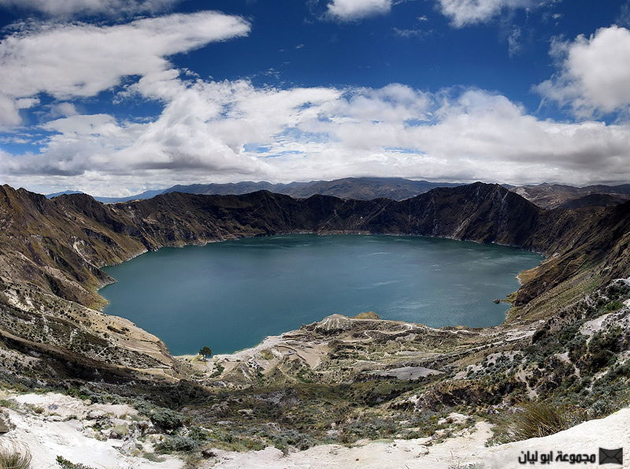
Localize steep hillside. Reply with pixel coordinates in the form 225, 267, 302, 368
558, 193, 628, 209
3, 182, 630, 382
1, 182, 630, 463
512, 183, 630, 209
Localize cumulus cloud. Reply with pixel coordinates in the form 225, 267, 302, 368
0, 0, 178, 17
0, 95, 22, 127
327, 0, 391, 21
435, 0, 534, 27
5, 78, 630, 195
49, 102, 79, 119
536, 26, 630, 117
277, 88, 630, 185
0, 12, 250, 126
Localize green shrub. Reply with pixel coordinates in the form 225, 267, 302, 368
155, 435, 199, 453
141, 451, 165, 463
148, 408, 186, 432
605, 300, 623, 312
55, 455, 96, 469
188, 426, 210, 442
267, 429, 314, 452
588, 399, 613, 418
209, 363, 225, 378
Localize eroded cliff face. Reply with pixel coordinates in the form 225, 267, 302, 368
1, 182, 630, 461
3, 183, 543, 310
0, 182, 629, 387
0, 186, 145, 307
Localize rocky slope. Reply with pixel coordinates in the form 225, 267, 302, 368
0, 181, 629, 464
1, 182, 629, 384
3, 386, 628, 468
512, 183, 630, 209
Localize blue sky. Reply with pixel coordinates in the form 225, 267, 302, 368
1, 0, 630, 196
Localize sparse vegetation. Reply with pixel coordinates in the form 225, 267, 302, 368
0, 442, 31, 469
55, 456, 96, 469
156, 435, 199, 453
199, 347, 212, 361
138, 404, 186, 432
209, 362, 224, 378
509, 401, 578, 441
1, 183, 630, 464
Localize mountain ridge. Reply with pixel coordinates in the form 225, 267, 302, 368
47, 177, 630, 210
46, 177, 464, 203
163, 177, 463, 201
2, 182, 626, 356
6, 182, 626, 314
2, 181, 630, 461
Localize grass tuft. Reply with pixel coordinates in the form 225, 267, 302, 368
511, 401, 573, 441
0, 441, 32, 469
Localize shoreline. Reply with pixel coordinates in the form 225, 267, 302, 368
97, 233, 542, 358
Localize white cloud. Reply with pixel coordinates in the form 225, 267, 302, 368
507, 26, 522, 56
618, 1, 630, 27
327, 0, 391, 21
0, 95, 21, 127
435, 0, 534, 27
393, 28, 432, 39
285, 89, 630, 185
0, 0, 178, 17
49, 103, 79, 119
42, 114, 120, 137
536, 26, 630, 117
5, 79, 630, 194
0, 12, 250, 127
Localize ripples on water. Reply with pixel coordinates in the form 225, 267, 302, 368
101, 234, 543, 355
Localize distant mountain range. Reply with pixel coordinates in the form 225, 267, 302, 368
162, 178, 463, 201
47, 178, 462, 203
511, 183, 630, 209
47, 189, 165, 203
47, 177, 630, 208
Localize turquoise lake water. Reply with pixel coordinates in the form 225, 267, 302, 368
100, 235, 543, 355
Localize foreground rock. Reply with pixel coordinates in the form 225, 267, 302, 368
2, 389, 627, 469
208, 407, 630, 468
0, 391, 184, 468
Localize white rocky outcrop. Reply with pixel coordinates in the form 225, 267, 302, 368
1, 390, 627, 469
209, 408, 630, 468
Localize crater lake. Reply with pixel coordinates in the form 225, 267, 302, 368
100, 235, 543, 355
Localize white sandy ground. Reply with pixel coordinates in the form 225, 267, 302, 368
208, 408, 630, 469
0, 392, 185, 469
0, 391, 628, 468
